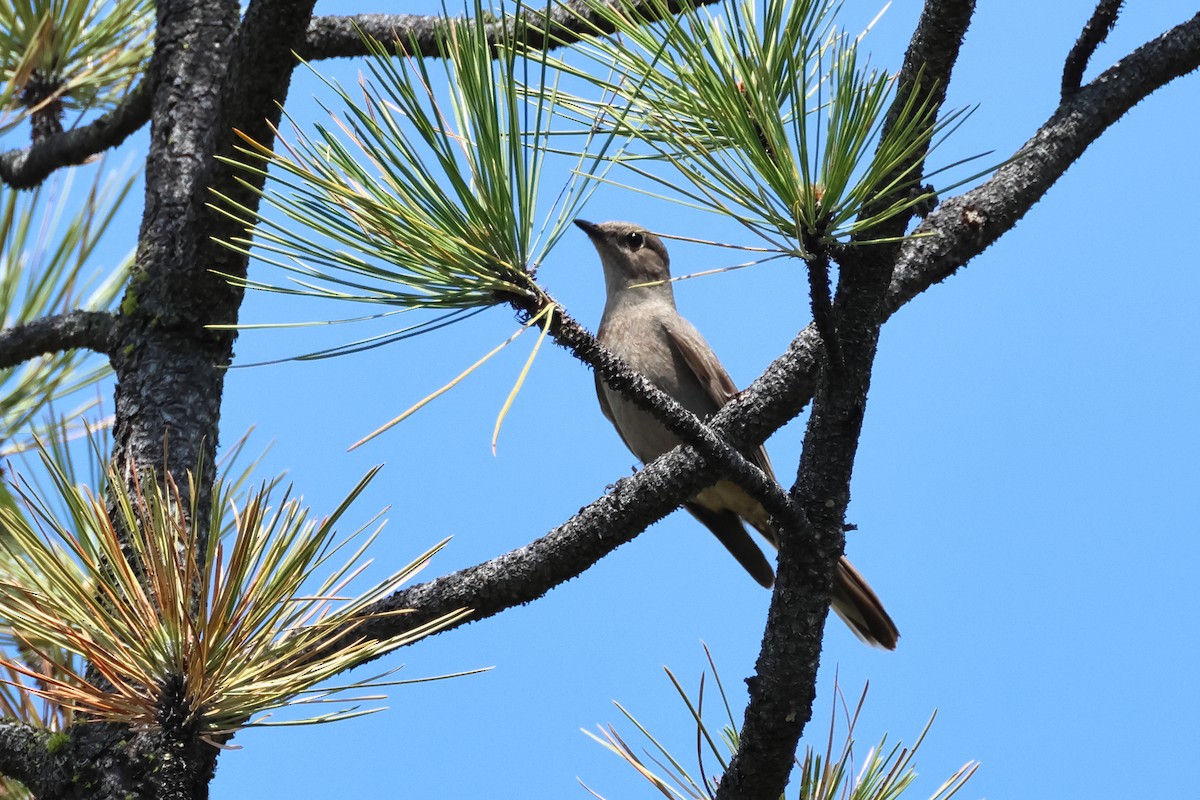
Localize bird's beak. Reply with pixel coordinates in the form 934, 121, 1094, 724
573, 218, 600, 239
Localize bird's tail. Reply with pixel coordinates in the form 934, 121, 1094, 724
684, 502, 776, 589
685, 499, 898, 649
831, 557, 899, 650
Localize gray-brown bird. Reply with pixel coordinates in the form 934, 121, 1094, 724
576, 219, 898, 649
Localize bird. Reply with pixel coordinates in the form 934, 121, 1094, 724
575, 219, 898, 649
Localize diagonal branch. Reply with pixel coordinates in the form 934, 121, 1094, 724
0, 311, 118, 369
349, 443, 727, 643
0, 80, 151, 190
315, 303, 804, 653
708, 31, 1200, 798
717, 7, 1200, 463
308, 334, 824, 661
893, 10, 1200, 314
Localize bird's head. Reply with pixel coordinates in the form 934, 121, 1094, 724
574, 219, 675, 305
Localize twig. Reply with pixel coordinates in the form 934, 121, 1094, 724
1063, 0, 1126, 98
0, 80, 151, 190
0, 310, 117, 369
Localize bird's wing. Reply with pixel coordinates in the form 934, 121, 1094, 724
597, 351, 777, 590
661, 317, 776, 482
592, 371, 640, 456
594, 371, 616, 424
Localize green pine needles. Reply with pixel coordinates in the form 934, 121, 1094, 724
546, 0, 972, 254
218, 0, 975, 429
217, 2, 611, 330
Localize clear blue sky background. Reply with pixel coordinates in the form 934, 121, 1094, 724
10, 1, 1200, 797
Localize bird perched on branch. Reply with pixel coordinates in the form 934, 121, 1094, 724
576, 219, 898, 649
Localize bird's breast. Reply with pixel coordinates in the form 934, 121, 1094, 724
597, 309, 709, 463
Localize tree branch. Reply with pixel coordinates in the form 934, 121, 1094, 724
285, 0, 807, 591
316, 300, 805, 654
299, 0, 722, 61
0, 718, 213, 799
723, 13, 1200, 450
1062, 0, 1125, 98
343, 316, 825, 652
134, 0, 319, 331
0, 79, 151, 190
715, 15, 1200, 792
892, 10, 1200, 315
298, 334, 824, 670
802, 246, 842, 369
354, 442, 727, 641
0, 311, 117, 369
301, 13, 463, 59
715, 2, 978, 796
109, 0, 319, 553
0, 721, 58, 797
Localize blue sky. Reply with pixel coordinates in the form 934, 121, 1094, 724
9, 1, 1200, 797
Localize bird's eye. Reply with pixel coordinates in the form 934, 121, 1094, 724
623, 231, 645, 250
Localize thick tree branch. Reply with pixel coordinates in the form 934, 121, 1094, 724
94, 0, 322, 793
724, 13, 1200, 451
110, 0, 318, 547
716, 2, 977, 796
20, 2, 1189, 795
0, 80, 151, 190
0, 311, 117, 369
130, 0, 317, 332
302, 332, 827, 662
299, 0, 721, 60
302, 13, 469, 59
717, 15, 1200, 793
343, 316, 825, 651
0, 719, 211, 799
703, 9, 1200, 449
